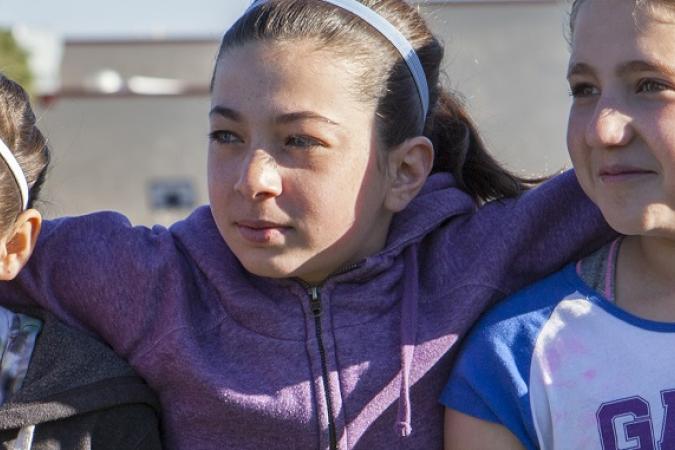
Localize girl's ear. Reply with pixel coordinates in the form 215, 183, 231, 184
384, 136, 434, 212
0, 209, 42, 281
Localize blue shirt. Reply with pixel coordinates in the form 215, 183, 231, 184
441, 263, 675, 450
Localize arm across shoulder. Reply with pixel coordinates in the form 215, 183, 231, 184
0, 210, 190, 359
440, 266, 579, 450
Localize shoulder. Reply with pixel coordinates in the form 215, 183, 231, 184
169, 205, 219, 242
36, 209, 210, 269
447, 263, 583, 380
41, 210, 170, 239
473, 263, 583, 341
441, 264, 585, 445
23, 210, 195, 313
169, 205, 242, 274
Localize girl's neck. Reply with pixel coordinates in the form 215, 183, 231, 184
615, 235, 675, 322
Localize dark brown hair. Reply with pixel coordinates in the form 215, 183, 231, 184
0, 74, 50, 234
213, 0, 535, 203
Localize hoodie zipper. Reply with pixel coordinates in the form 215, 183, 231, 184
309, 286, 338, 450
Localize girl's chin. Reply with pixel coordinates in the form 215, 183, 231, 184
239, 258, 329, 285
603, 218, 675, 239
602, 220, 643, 237
237, 256, 302, 279
240, 263, 290, 279
598, 202, 668, 237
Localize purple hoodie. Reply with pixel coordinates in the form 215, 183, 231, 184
0, 171, 611, 449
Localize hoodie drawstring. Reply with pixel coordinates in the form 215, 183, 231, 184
395, 246, 419, 438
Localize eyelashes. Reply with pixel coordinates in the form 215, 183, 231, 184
568, 79, 674, 99
569, 83, 599, 98
208, 131, 327, 151
284, 135, 326, 149
208, 130, 243, 145
636, 79, 670, 93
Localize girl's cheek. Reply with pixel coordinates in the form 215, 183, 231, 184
568, 104, 594, 146
208, 152, 236, 184
566, 125, 585, 160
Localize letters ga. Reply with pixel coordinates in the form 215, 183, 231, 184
597, 390, 675, 450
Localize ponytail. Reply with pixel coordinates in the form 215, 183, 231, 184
428, 91, 541, 203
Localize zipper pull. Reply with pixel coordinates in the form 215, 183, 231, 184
309, 286, 322, 317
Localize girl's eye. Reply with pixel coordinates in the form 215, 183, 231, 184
285, 135, 324, 149
208, 130, 242, 145
637, 79, 670, 94
569, 83, 599, 98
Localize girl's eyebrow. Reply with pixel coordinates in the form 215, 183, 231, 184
567, 60, 675, 80
209, 106, 340, 126
615, 60, 675, 78
209, 105, 242, 122
567, 62, 592, 79
275, 111, 340, 126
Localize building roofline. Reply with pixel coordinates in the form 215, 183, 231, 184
37, 85, 210, 105
65, 35, 221, 46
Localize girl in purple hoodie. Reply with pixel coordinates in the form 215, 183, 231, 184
0, 1, 612, 449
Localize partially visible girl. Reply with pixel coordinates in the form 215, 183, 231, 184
0, 74, 161, 449
442, 1, 675, 448
0, 0, 612, 448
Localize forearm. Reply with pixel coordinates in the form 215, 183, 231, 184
444, 408, 525, 450
469, 170, 615, 294
0, 212, 170, 355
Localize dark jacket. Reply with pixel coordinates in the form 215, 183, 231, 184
0, 307, 161, 450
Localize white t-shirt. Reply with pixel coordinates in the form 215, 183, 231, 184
441, 243, 675, 450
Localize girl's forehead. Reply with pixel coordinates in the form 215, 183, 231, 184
218, 39, 343, 68
214, 40, 355, 89
573, 0, 675, 36
571, 0, 675, 62
210, 41, 375, 126
218, 40, 364, 87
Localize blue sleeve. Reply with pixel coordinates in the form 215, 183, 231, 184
440, 269, 575, 449
440, 320, 538, 450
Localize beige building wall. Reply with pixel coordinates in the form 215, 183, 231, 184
35, 1, 574, 225
36, 40, 217, 225
422, 0, 571, 174
420, 0, 573, 175
38, 96, 211, 225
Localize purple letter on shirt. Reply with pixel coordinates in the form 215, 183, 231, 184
660, 390, 675, 450
597, 397, 654, 450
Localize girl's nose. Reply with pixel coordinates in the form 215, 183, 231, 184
234, 149, 282, 200
585, 100, 634, 149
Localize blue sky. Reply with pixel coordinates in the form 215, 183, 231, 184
0, 0, 251, 38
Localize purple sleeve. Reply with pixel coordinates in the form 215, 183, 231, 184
0, 211, 184, 359
454, 170, 615, 295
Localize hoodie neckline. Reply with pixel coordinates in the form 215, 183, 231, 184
167, 173, 477, 341
172, 172, 476, 291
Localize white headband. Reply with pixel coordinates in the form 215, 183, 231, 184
0, 139, 29, 211
246, 0, 430, 119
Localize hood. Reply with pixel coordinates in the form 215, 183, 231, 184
384, 172, 476, 256
169, 173, 477, 440
170, 172, 476, 281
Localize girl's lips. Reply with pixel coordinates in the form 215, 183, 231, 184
599, 165, 656, 183
235, 221, 291, 244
